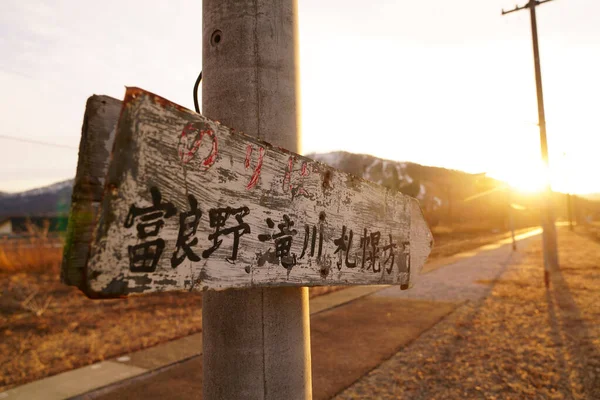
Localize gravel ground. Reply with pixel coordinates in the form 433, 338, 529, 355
336, 229, 600, 400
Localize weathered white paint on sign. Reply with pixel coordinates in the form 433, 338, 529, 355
84, 88, 432, 297
61, 95, 121, 288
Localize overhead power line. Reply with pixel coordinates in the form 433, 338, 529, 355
0, 134, 78, 150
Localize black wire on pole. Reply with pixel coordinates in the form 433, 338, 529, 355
193, 71, 202, 113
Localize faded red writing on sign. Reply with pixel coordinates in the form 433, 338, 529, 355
283, 156, 310, 197
177, 122, 218, 167
245, 145, 265, 190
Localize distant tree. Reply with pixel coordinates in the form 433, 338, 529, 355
399, 180, 421, 198
382, 164, 401, 192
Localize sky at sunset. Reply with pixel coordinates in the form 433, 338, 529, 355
1, 0, 598, 194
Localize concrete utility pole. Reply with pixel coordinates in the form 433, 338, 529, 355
510, 209, 517, 251
201, 1, 312, 399
502, 0, 559, 287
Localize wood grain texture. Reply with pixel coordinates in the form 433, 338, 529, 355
61, 95, 122, 287
83, 88, 432, 297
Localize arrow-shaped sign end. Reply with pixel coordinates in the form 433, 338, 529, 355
409, 198, 434, 287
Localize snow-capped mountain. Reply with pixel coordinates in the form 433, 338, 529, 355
0, 179, 74, 218
2, 180, 74, 199
308, 151, 441, 209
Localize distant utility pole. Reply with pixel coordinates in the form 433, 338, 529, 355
567, 193, 574, 231
502, 0, 559, 287
507, 188, 517, 251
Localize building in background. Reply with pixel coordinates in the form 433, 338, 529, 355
0, 216, 68, 237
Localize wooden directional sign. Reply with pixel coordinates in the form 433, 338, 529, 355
64, 88, 432, 297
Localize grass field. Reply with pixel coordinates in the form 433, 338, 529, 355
0, 224, 530, 391
580, 222, 600, 243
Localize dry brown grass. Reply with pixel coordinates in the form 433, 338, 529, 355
0, 271, 206, 391
0, 224, 516, 391
0, 220, 63, 274
0, 238, 63, 274
580, 222, 600, 244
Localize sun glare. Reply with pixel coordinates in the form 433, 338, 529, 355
506, 174, 546, 194
488, 158, 588, 195
488, 164, 547, 194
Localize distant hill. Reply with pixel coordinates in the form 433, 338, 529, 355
2, 152, 599, 229
309, 151, 600, 229
0, 179, 73, 218
308, 151, 510, 229
582, 193, 600, 202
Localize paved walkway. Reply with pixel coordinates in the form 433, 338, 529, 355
1, 230, 541, 400
380, 240, 526, 303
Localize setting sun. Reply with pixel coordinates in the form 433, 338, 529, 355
488, 146, 592, 196
486, 147, 548, 194
489, 167, 546, 194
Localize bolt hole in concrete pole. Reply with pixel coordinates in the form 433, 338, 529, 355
202, 1, 312, 399
210, 30, 222, 46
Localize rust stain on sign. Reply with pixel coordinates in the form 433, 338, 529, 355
77, 87, 432, 297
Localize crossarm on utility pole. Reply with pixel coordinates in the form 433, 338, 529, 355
501, 0, 555, 15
